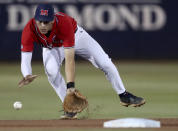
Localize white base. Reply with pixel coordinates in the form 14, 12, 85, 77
103, 118, 161, 128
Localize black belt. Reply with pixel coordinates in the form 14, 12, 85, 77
75, 27, 78, 33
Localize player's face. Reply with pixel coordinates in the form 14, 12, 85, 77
35, 20, 54, 34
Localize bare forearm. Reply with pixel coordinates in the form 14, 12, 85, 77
64, 48, 75, 83
65, 58, 75, 82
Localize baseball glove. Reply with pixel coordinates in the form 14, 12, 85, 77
63, 88, 88, 113
18, 75, 38, 88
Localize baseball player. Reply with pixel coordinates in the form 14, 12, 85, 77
19, 4, 145, 119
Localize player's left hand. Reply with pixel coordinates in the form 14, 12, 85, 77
18, 75, 38, 88
63, 88, 88, 113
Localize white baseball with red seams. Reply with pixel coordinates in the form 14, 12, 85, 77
13, 101, 22, 110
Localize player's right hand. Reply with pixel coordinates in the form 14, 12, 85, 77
18, 75, 38, 88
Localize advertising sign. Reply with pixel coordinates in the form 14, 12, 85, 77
0, 0, 177, 60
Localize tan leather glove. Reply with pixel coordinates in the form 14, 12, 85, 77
18, 75, 38, 88
63, 88, 88, 113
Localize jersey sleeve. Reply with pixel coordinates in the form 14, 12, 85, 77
60, 17, 75, 48
21, 22, 34, 52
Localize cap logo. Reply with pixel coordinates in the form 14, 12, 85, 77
40, 9, 48, 16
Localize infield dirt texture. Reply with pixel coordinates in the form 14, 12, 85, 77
0, 61, 178, 131
0, 118, 178, 129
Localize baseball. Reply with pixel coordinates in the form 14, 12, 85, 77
13, 101, 22, 110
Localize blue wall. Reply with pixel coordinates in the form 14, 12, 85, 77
0, 0, 178, 60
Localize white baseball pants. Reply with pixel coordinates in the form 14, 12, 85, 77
43, 26, 126, 102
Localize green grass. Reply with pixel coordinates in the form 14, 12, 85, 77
0, 60, 178, 120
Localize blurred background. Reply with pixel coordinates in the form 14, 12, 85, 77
0, 0, 178, 60
0, 0, 178, 120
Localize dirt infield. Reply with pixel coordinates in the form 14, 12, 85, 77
0, 118, 178, 128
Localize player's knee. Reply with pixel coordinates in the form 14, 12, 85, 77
98, 60, 113, 72
45, 65, 59, 81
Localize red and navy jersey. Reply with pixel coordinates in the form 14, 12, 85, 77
21, 12, 77, 52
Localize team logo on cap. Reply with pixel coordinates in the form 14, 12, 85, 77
40, 9, 48, 16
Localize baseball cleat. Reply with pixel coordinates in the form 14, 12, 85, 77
60, 112, 78, 120
119, 92, 145, 107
